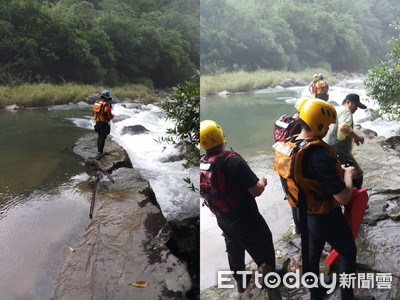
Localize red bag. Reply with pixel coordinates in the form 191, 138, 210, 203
273, 115, 302, 142
325, 187, 369, 266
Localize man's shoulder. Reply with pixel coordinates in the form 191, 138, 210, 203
338, 106, 352, 119
223, 152, 244, 165
303, 143, 332, 159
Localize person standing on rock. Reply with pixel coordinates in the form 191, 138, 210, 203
200, 120, 278, 295
315, 73, 329, 101
273, 99, 364, 299
308, 73, 318, 98
93, 90, 114, 154
325, 93, 367, 189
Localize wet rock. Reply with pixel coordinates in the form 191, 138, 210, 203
385, 136, 400, 152
160, 141, 200, 163
122, 125, 150, 135
155, 89, 172, 100
294, 78, 308, 86
357, 108, 377, 123
218, 90, 232, 96
119, 102, 143, 110
167, 216, 200, 299
328, 100, 341, 107
73, 133, 127, 163
54, 136, 193, 299
354, 133, 400, 191
361, 128, 378, 139
51, 173, 192, 300
88, 94, 99, 102
5, 104, 23, 111
280, 78, 295, 87
112, 114, 132, 123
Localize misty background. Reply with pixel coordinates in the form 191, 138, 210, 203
200, 0, 400, 75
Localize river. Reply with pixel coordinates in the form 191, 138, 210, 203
0, 101, 198, 299
199, 78, 400, 291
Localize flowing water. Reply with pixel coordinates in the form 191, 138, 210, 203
200, 89, 298, 290
0, 102, 198, 299
199, 79, 400, 291
0, 106, 91, 299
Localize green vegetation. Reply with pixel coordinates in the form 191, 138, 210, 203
200, 68, 335, 95
0, 0, 199, 87
201, 0, 399, 75
0, 83, 156, 107
365, 21, 400, 120
158, 73, 200, 191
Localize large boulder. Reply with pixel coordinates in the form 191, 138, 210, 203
122, 125, 150, 135
52, 138, 193, 299
385, 136, 400, 152
167, 216, 200, 299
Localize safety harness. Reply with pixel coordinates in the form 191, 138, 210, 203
273, 136, 342, 214
273, 136, 343, 272
200, 150, 246, 215
93, 99, 109, 123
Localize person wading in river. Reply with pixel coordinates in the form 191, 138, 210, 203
200, 120, 282, 297
273, 99, 374, 300
93, 90, 114, 153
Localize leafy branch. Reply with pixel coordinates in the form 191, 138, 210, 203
157, 72, 200, 191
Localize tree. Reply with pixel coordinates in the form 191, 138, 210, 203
364, 21, 400, 120
0, 0, 199, 87
158, 72, 200, 190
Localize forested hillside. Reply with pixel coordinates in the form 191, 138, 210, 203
201, 0, 400, 74
0, 0, 199, 87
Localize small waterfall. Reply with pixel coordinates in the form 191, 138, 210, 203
70, 102, 199, 221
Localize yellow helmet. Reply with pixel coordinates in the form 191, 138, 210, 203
299, 99, 336, 135
200, 120, 226, 151
295, 97, 309, 112
313, 73, 318, 79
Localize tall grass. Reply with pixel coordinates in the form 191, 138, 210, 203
200, 68, 335, 95
0, 83, 157, 107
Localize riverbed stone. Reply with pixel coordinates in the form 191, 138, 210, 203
52, 136, 194, 299
280, 78, 295, 87
121, 124, 150, 135
51, 186, 192, 299
385, 136, 400, 151
5, 104, 23, 111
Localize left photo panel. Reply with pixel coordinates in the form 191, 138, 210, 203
0, 0, 200, 299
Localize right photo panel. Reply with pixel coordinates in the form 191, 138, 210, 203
200, 0, 400, 299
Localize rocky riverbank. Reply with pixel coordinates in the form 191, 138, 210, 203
51, 137, 198, 299
201, 126, 400, 299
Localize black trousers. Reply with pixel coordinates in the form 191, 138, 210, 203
307, 207, 357, 300
96, 121, 110, 153
316, 93, 329, 101
216, 209, 275, 289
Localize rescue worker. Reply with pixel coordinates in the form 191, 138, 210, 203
325, 93, 366, 189
93, 90, 114, 153
308, 73, 318, 98
315, 73, 329, 101
273, 99, 369, 299
200, 120, 279, 296
274, 98, 309, 234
